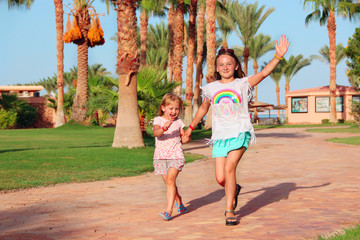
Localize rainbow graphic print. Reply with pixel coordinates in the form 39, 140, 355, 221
212, 89, 241, 104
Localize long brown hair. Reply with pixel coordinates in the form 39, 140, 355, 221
215, 48, 245, 80
158, 93, 183, 116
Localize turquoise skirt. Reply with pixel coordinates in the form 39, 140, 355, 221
212, 132, 251, 158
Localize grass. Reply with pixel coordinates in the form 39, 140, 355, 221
318, 225, 360, 240
0, 123, 204, 191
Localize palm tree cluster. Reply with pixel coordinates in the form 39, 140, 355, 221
6, 0, 360, 147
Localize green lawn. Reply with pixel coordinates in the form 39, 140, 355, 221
0, 124, 204, 191
318, 225, 360, 240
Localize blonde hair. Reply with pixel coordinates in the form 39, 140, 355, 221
158, 93, 183, 116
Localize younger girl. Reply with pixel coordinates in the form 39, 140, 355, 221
185, 35, 290, 226
153, 93, 190, 221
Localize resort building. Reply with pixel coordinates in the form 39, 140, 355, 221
285, 85, 359, 124
0, 86, 56, 128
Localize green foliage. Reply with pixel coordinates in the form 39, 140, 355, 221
16, 104, 37, 128
318, 225, 360, 240
345, 27, 360, 88
322, 119, 330, 124
0, 109, 17, 129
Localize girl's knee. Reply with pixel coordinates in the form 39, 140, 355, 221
216, 176, 225, 187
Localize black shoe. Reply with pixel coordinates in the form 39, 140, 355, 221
225, 210, 237, 226
233, 184, 242, 210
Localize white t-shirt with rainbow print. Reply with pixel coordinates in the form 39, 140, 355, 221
201, 77, 255, 145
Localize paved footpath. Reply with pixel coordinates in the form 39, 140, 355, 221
1, 128, 360, 240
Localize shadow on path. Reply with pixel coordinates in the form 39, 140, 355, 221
236, 182, 330, 220
186, 189, 225, 212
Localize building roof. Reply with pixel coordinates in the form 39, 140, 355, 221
0, 85, 44, 92
287, 85, 358, 96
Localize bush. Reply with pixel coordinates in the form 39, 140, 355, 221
322, 119, 330, 124
337, 119, 345, 124
16, 104, 37, 128
0, 109, 17, 129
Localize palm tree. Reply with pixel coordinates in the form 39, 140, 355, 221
226, 1, 274, 76
193, 0, 206, 118
64, 0, 105, 123
184, 0, 198, 125
112, 0, 144, 148
167, 3, 175, 82
283, 55, 312, 122
304, 0, 360, 123
147, 22, 170, 68
265, 60, 287, 120
172, 0, 185, 96
139, 0, 166, 66
249, 34, 275, 121
7, 0, 34, 9
216, 0, 235, 49
310, 43, 346, 65
54, 0, 65, 127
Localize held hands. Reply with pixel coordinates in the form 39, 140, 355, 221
275, 35, 290, 59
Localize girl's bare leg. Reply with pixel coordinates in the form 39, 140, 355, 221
223, 147, 246, 218
161, 167, 180, 215
215, 157, 226, 187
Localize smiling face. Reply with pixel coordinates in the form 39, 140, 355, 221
161, 101, 181, 121
216, 55, 238, 81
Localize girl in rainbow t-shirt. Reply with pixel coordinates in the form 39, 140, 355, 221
185, 35, 290, 226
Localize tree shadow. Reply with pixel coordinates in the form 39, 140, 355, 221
186, 189, 225, 212
236, 182, 330, 220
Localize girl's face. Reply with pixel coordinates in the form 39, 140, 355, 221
161, 101, 180, 121
216, 55, 238, 80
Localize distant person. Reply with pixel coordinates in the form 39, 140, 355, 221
185, 35, 290, 226
153, 93, 190, 221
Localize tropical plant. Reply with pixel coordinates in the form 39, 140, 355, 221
225, 1, 274, 76
304, 0, 360, 123
344, 27, 360, 125
63, 0, 105, 122
248, 33, 275, 120
283, 55, 312, 121
54, 0, 66, 128
310, 43, 346, 65
112, 0, 144, 148
146, 22, 170, 68
0, 109, 17, 129
184, 0, 198, 125
7, 0, 34, 9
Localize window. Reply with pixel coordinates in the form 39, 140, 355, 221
291, 97, 308, 113
315, 96, 343, 112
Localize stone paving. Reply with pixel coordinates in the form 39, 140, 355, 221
1, 127, 360, 240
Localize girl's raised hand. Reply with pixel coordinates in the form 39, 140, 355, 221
275, 35, 290, 58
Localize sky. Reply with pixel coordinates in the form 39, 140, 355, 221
0, 0, 359, 105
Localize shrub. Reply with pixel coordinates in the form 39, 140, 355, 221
337, 119, 345, 124
0, 109, 17, 129
321, 119, 330, 124
16, 104, 37, 128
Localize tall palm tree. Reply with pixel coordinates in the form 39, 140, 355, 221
172, 0, 185, 96
147, 22, 170, 68
184, 0, 198, 125
226, 1, 274, 76
7, 0, 34, 9
310, 43, 346, 65
304, 0, 360, 123
63, 0, 105, 122
283, 55, 312, 121
139, 0, 166, 67
193, 0, 206, 118
167, 3, 175, 81
265, 60, 287, 120
249, 33, 275, 120
112, 0, 144, 148
215, 0, 235, 49
54, 0, 65, 127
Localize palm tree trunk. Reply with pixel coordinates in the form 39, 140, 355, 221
113, 0, 144, 148
140, 8, 148, 67
276, 85, 280, 120
328, 10, 337, 123
204, 0, 216, 130
285, 82, 290, 123
173, 0, 185, 96
167, 4, 175, 82
71, 12, 90, 122
54, 0, 65, 127
243, 46, 250, 76
184, 0, 197, 125
193, 1, 205, 118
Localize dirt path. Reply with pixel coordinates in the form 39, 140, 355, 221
1, 128, 360, 240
